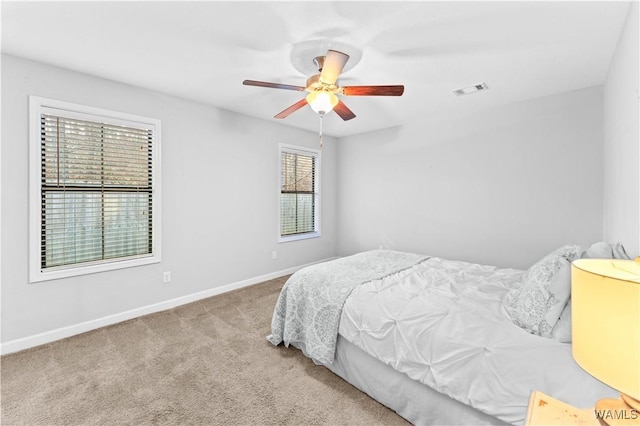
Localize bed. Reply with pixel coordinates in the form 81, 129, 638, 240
267, 245, 627, 425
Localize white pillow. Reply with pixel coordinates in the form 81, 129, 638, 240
503, 245, 582, 337
581, 241, 631, 260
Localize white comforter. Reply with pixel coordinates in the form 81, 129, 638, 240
338, 257, 617, 425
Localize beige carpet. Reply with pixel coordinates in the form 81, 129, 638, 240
1, 276, 408, 425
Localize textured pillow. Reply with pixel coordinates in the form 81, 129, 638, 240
550, 241, 631, 343
581, 241, 631, 260
502, 245, 583, 337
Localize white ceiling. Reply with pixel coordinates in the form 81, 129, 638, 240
1, 1, 632, 137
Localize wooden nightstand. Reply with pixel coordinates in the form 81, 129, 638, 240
525, 391, 599, 426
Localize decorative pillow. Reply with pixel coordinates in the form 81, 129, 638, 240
502, 245, 583, 337
581, 241, 631, 260
549, 241, 631, 343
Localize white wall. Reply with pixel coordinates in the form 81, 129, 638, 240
1, 54, 337, 347
603, 1, 640, 257
336, 87, 604, 269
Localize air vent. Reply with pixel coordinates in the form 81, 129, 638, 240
452, 82, 489, 96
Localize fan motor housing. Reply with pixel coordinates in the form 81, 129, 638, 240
306, 74, 338, 93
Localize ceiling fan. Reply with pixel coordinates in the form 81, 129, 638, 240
242, 49, 404, 121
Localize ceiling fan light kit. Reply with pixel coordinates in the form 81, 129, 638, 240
306, 91, 339, 115
304, 73, 339, 114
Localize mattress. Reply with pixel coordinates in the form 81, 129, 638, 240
325, 336, 510, 425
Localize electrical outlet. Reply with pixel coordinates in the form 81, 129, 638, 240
163, 271, 171, 283
271, 251, 278, 260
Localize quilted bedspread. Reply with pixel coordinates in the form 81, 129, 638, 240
267, 250, 428, 364
339, 256, 618, 425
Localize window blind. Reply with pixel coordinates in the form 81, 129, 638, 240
280, 151, 316, 236
40, 114, 154, 269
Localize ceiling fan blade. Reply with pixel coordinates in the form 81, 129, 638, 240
341, 85, 405, 96
319, 50, 350, 85
243, 80, 305, 91
274, 98, 308, 119
333, 100, 356, 121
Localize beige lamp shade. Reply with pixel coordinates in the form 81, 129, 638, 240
571, 258, 640, 400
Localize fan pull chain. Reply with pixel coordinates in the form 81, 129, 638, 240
318, 114, 324, 149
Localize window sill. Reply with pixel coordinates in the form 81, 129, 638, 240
30, 255, 160, 283
279, 232, 321, 243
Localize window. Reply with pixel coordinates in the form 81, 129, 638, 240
279, 144, 320, 242
29, 97, 161, 282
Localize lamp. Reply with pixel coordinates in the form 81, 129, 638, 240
572, 258, 640, 425
306, 90, 339, 115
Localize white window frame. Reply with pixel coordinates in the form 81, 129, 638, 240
29, 96, 162, 283
278, 143, 321, 243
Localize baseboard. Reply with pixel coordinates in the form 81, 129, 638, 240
0, 257, 337, 356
